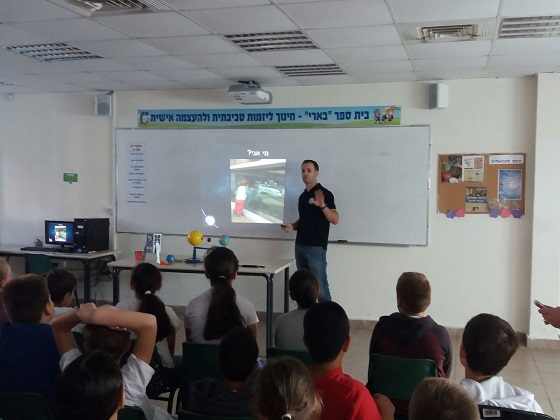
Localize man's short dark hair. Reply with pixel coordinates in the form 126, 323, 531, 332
219, 327, 259, 382
396, 272, 431, 314
57, 351, 123, 420
3, 274, 50, 323
462, 313, 518, 376
289, 270, 319, 309
83, 324, 131, 361
46, 269, 77, 304
304, 301, 349, 363
302, 160, 319, 171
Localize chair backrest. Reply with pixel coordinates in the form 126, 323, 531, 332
0, 392, 56, 420
24, 254, 55, 275
266, 347, 313, 367
479, 405, 555, 419
368, 353, 438, 401
178, 410, 253, 420
183, 342, 222, 382
118, 406, 148, 420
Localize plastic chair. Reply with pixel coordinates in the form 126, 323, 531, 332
180, 342, 222, 408
479, 405, 555, 419
266, 347, 313, 366
0, 392, 56, 420
147, 346, 180, 414
178, 410, 253, 420
367, 353, 438, 419
24, 253, 57, 275
118, 406, 148, 420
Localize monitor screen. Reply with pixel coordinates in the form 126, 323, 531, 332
45, 221, 74, 246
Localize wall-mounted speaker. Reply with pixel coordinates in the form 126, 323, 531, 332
94, 93, 112, 116
428, 83, 449, 109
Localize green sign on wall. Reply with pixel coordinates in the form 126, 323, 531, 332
63, 173, 78, 183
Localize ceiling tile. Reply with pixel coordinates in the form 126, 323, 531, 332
181, 79, 233, 89
389, 0, 500, 23
489, 54, 560, 68
501, 0, 560, 17
282, 0, 392, 29
417, 69, 486, 80
209, 66, 283, 79
326, 45, 408, 62
493, 38, 560, 56
41, 72, 112, 84
0, 0, 79, 22
71, 39, 168, 58
249, 49, 333, 66
92, 71, 169, 83
179, 53, 263, 68
185, 5, 298, 34
307, 26, 402, 49
290, 74, 357, 85
0, 24, 55, 47
407, 41, 492, 59
485, 67, 546, 78
0, 85, 40, 93
151, 68, 223, 82
341, 60, 414, 74
165, 0, 269, 10
111, 56, 197, 71
13, 18, 129, 42
93, 12, 210, 38
353, 72, 418, 83
413, 56, 488, 71
252, 77, 300, 87
51, 59, 135, 73
143, 35, 239, 55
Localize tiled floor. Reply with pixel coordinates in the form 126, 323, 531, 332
163, 311, 560, 419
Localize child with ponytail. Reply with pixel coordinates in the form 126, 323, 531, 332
184, 247, 258, 343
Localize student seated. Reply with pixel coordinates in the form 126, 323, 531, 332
117, 262, 182, 394
0, 257, 12, 324
0, 274, 60, 413
189, 327, 258, 416
459, 313, 543, 413
252, 356, 322, 420
56, 350, 125, 420
47, 269, 77, 316
368, 272, 452, 379
273, 269, 319, 351
304, 301, 395, 420
52, 303, 173, 420
409, 378, 479, 420
184, 247, 258, 343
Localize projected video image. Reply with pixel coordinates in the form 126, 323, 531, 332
230, 159, 286, 224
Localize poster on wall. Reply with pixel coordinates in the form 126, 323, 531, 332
465, 187, 488, 213
127, 143, 146, 205
498, 169, 523, 200
136, 106, 401, 128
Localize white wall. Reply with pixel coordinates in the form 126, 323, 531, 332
1, 77, 549, 337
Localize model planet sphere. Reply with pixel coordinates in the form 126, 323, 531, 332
218, 234, 230, 246
187, 230, 203, 246
166, 254, 175, 263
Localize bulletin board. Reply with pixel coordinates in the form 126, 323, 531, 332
438, 153, 526, 215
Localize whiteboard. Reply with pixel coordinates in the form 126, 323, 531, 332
115, 126, 430, 245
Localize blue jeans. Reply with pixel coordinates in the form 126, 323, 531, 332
295, 244, 331, 301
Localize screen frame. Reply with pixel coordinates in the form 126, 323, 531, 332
44, 220, 75, 246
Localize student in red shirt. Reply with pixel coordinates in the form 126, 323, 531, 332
304, 301, 395, 420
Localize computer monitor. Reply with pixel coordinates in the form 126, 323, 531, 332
44, 220, 75, 251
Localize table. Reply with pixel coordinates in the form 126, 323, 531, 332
0, 246, 120, 302
108, 256, 294, 348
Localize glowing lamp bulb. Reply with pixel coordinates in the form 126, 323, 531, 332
205, 215, 216, 226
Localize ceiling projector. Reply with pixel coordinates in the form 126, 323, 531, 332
228, 80, 272, 105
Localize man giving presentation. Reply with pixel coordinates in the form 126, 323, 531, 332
282, 160, 339, 301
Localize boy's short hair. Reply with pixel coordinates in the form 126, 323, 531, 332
57, 350, 123, 420
409, 378, 479, 420
46, 269, 77, 304
462, 313, 518, 376
3, 274, 50, 323
396, 272, 431, 314
83, 324, 131, 361
304, 301, 349, 363
0, 257, 11, 287
302, 160, 319, 171
289, 269, 319, 309
219, 327, 259, 382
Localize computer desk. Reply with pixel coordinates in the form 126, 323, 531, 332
0, 246, 120, 303
108, 255, 294, 348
